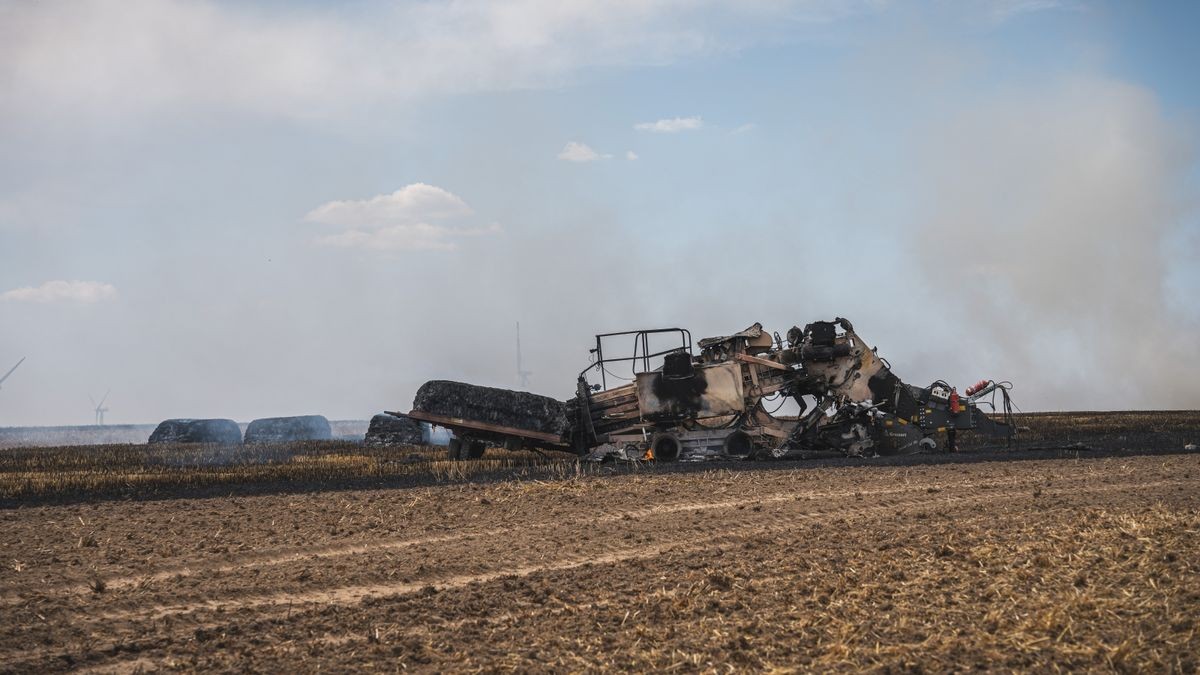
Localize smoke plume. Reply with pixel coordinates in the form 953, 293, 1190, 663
912, 76, 1199, 409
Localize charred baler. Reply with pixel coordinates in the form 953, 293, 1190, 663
403, 318, 1016, 461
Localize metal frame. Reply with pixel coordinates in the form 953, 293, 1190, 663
580, 328, 693, 391
398, 409, 572, 450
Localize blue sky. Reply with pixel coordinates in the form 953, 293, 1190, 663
1, 0, 1197, 425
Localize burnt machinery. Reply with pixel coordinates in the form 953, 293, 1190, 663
402, 318, 1016, 461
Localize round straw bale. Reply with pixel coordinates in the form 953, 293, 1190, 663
148, 418, 242, 445
243, 415, 332, 444
364, 413, 423, 446
412, 380, 570, 437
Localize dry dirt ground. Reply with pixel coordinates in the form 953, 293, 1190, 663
0, 452, 1197, 673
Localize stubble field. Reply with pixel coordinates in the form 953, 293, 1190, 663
0, 412, 1197, 672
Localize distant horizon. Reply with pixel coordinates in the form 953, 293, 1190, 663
8, 408, 1200, 432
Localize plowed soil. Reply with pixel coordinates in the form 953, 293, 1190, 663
1, 451, 1198, 673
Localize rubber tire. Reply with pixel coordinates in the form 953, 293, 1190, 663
651, 433, 681, 462
447, 438, 464, 460
722, 430, 754, 458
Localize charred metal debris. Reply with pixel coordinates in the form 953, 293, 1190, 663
396, 318, 1016, 461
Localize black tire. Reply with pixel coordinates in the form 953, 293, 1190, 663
722, 430, 754, 458
447, 438, 464, 460
650, 433, 681, 462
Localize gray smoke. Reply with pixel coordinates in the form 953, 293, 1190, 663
910, 76, 1199, 409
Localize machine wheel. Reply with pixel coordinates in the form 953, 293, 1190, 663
650, 433, 681, 462
722, 430, 754, 458
447, 438, 464, 460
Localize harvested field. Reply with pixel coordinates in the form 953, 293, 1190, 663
0, 442, 560, 503
0, 412, 1197, 672
0, 453, 1197, 672
4, 410, 1195, 505
959, 410, 1200, 452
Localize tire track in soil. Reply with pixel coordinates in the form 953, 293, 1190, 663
0, 470, 1115, 604
5, 475, 1186, 673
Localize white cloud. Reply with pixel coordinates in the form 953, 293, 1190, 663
304, 183, 472, 228
626, 150, 639, 160
731, 123, 756, 134
1, 280, 117, 303
634, 116, 704, 133
558, 141, 609, 162
315, 222, 502, 253
0, 1, 884, 123
306, 183, 497, 253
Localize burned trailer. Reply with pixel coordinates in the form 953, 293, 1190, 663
404, 318, 1016, 461
399, 380, 576, 459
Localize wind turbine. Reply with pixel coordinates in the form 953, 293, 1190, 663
90, 390, 110, 426
0, 357, 23, 391
516, 322, 532, 389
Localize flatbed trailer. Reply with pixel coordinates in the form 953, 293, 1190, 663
394, 409, 573, 459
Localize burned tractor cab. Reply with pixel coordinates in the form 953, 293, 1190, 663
574, 326, 771, 461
